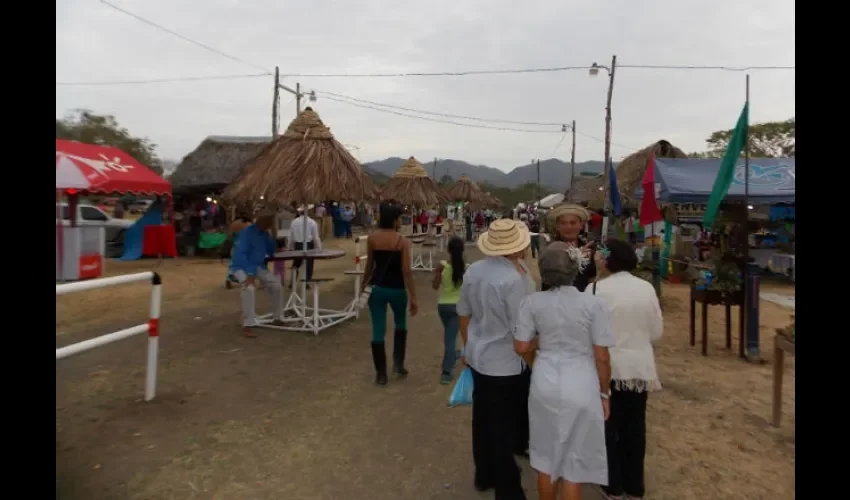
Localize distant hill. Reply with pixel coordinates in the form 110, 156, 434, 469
363, 157, 606, 191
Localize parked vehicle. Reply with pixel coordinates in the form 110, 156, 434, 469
56, 202, 134, 244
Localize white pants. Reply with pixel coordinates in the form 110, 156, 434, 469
232, 268, 284, 326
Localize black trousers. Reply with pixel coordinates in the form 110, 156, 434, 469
292, 242, 315, 281
603, 388, 648, 498
471, 367, 530, 500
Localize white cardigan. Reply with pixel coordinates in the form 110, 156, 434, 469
588, 271, 663, 392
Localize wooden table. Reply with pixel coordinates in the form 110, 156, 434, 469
772, 334, 795, 427
689, 287, 744, 356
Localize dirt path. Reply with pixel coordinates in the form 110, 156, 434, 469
56, 242, 794, 500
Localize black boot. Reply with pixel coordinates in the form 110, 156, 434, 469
370, 342, 388, 386
392, 329, 409, 377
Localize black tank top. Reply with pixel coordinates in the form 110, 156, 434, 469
370, 250, 405, 289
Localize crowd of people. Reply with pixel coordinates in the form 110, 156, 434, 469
360, 202, 663, 500
220, 199, 662, 499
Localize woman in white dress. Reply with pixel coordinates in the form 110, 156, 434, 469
513, 242, 615, 500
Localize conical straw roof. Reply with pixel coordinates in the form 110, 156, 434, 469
223, 107, 377, 205
443, 174, 484, 203
379, 156, 445, 206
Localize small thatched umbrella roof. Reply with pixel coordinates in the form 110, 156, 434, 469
379, 156, 446, 206
170, 136, 272, 195
223, 108, 377, 205
444, 175, 485, 203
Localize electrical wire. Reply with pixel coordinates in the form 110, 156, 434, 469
56, 73, 269, 86
321, 95, 562, 134
98, 0, 271, 74
316, 90, 566, 126
286, 64, 794, 78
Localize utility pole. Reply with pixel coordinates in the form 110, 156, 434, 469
569, 120, 576, 191
296, 82, 302, 114
433, 158, 437, 180
272, 67, 280, 138
595, 55, 617, 242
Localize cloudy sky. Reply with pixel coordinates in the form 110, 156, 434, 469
56, 0, 795, 171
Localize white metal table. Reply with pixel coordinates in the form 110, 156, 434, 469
255, 249, 355, 335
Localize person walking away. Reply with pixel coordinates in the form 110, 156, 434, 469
435, 213, 444, 236
289, 205, 323, 284
419, 209, 429, 234
341, 204, 355, 239
465, 210, 474, 242
546, 204, 597, 292
457, 219, 535, 500
484, 208, 493, 227
331, 202, 341, 238
590, 239, 662, 500
230, 209, 286, 338
315, 203, 328, 240
529, 216, 542, 259
513, 242, 615, 500
361, 202, 419, 386
431, 236, 467, 384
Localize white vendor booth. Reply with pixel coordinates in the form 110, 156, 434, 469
56, 224, 106, 281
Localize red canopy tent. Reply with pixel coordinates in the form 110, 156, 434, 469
56, 140, 175, 279
55, 139, 171, 196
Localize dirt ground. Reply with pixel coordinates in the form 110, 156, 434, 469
56, 237, 795, 500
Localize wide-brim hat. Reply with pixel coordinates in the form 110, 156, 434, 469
547, 203, 589, 225
477, 219, 531, 256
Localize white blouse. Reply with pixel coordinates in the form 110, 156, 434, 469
588, 271, 663, 392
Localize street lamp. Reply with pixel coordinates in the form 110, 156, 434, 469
589, 55, 617, 242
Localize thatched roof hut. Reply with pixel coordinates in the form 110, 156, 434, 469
379, 156, 445, 207
565, 175, 604, 208
567, 139, 687, 208
444, 175, 484, 203
169, 136, 272, 195
223, 108, 377, 205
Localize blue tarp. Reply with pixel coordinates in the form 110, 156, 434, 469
120, 201, 164, 261
633, 158, 795, 204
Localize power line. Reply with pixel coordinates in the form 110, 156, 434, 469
321, 95, 562, 134
98, 0, 271, 74
573, 130, 639, 152
316, 90, 566, 126
56, 73, 269, 86
286, 64, 794, 78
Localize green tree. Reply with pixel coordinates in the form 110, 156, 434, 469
56, 109, 163, 174
693, 118, 795, 158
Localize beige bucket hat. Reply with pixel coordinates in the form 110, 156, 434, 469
477, 219, 531, 256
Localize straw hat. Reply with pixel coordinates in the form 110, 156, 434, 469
547, 203, 589, 225
477, 219, 531, 256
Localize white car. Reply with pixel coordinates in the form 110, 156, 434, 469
56, 203, 135, 243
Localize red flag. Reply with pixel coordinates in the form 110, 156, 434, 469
639, 152, 664, 226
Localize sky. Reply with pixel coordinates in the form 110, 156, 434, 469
56, 0, 795, 172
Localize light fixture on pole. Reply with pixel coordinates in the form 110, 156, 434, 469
588, 55, 617, 242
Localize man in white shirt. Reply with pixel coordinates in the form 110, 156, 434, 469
289, 206, 323, 282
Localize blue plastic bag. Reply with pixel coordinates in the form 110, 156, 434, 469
448, 367, 474, 407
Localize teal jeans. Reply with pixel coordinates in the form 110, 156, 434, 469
368, 286, 408, 342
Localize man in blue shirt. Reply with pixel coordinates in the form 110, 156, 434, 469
341, 204, 355, 239
230, 209, 284, 337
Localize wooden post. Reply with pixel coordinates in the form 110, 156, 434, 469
272, 66, 280, 138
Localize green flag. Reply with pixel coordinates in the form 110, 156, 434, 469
703, 102, 749, 228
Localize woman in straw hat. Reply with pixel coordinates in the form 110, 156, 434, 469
513, 242, 615, 500
545, 204, 598, 292
456, 219, 535, 499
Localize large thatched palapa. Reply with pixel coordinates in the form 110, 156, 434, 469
566, 139, 687, 208
223, 108, 377, 205
169, 136, 272, 194
379, 156, 445, 206
443, 175, 484, 203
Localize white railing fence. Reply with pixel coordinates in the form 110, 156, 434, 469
56, 271, 162, 402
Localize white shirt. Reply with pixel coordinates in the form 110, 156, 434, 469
588, 271, 663, 391
288, 215, 322, 249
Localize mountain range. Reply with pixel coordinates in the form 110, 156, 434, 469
363, 157, 605, 191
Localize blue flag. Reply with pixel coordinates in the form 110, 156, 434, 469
609, 161, 622, 217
